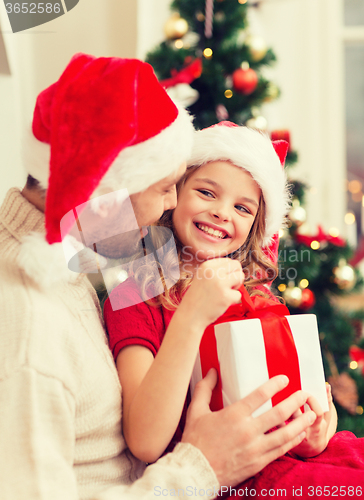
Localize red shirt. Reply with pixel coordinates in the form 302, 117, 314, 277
104, 278, 175, 361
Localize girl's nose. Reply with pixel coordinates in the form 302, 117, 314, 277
211, 204, 231, 222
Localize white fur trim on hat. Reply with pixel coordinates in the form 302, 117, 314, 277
187, 126, 290, 245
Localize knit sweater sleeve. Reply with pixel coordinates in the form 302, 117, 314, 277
0, 367, 78, 500
94, 443, 220, 500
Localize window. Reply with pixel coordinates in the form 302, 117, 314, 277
344, 0, 364, 247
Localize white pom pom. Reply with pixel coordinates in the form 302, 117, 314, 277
166, 84, 199, 108
17, 233, 108, 288
17, 233, 78, 289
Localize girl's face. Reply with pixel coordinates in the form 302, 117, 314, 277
172, 161, 261, 266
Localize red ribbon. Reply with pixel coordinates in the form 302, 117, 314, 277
199, 286, 302, 411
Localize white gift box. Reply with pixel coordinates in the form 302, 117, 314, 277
191, 314, 329, 417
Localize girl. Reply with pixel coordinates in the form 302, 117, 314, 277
104, 122, 336, 465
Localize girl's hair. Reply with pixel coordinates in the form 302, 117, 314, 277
132, 161, 278, 310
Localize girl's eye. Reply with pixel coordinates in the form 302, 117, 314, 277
235, 205, 251, 214
197, 189, 214, 197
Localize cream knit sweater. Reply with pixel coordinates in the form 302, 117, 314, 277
0, 189, 219, 500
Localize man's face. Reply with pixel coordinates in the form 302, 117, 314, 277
129, 161, 187, 227
69, 162, 187, 260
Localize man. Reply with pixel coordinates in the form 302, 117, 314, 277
0, 53, 313, 500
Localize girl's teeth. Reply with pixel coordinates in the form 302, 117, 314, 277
197, 223, 225, 239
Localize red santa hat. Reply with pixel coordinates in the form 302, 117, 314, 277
25, 53, 194, 245
18, 53, 193, 288
187, 121, 289, 246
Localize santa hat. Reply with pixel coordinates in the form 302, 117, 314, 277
187, 121, 290, 246
19, 53, 193, 287
25, 53, 194, 245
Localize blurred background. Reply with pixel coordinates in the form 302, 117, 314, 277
1, 0, 364, 433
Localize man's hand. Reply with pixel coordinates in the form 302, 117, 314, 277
182, 369, 316, 488
290, 383, 337, 458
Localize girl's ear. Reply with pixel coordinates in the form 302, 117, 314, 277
272, 140, 289, 167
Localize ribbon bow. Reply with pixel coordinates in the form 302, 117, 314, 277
199, 286, 302, 411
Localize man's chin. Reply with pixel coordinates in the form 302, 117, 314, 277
92, 229, 144, 260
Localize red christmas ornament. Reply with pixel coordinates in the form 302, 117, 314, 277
232, 68, 258, 95
298, 288, 316, 311
349, 345, 364, 376
349, 345, 364, 364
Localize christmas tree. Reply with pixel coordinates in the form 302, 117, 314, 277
147, 0, 284, 133
275, 177, 364, 436
146, 0, 364, 436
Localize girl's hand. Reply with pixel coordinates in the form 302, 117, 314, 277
177, 258, 244, 331
290, 384, 337, 458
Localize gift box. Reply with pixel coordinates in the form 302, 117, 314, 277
190, 286, 329, 417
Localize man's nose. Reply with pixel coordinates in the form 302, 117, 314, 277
164, 186, 177, 211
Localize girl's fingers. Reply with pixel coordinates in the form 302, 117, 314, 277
305, 395, 324, 420
230, 271, 245, 289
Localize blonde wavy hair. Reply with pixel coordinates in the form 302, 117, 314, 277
131, 162, 278, 310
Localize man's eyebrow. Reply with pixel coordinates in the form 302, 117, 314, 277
161, 180, 176, 189
193, 177, 259, 207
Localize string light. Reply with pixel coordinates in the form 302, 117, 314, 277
348, 180, 362, 194
224, 89, 233, 98
329, 227, 340, 237
349, 361, 358, 370
278, 284, 286, 292
344, 212, 356, 225
311, 241, 320, 250
174, 39, 184, 49
299, 279, 309, 289
203, 47, 213, 58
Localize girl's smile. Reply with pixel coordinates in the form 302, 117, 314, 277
194, 221, 231, 240
172, 161, 261, 268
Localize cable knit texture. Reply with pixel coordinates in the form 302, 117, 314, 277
0, 189, 219, 500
